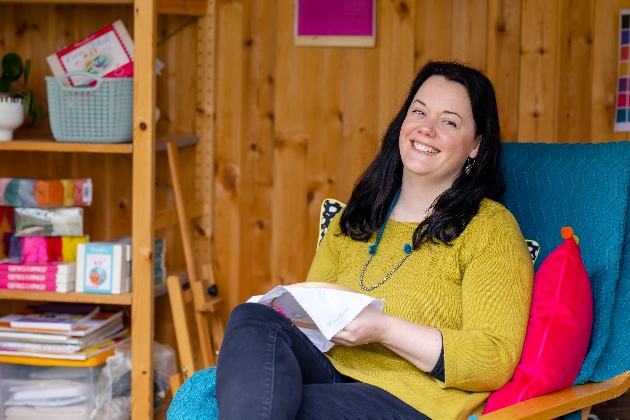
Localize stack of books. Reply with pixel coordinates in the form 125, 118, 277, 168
0, 260, 77, 293
2, 177, 92, 271
0, 303, 129, 361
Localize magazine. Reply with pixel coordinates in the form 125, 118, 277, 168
0, 330, 130, 361
0, 326, 126, 354
7, 304, 99, 332
0, 310, 124, 342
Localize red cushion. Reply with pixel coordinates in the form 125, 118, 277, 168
483, 230, 593, 413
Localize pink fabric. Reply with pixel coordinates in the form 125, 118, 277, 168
483, 236, 593, 413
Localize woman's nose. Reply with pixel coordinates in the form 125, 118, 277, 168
418, 119, 436, 137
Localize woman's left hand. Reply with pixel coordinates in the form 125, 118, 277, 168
331, 305, 389, 347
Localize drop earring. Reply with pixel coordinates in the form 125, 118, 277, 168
464, 157, 475, 175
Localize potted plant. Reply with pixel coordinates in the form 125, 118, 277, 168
0, 53, 44, 141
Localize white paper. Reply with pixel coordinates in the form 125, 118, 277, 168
248, 285, 384, 352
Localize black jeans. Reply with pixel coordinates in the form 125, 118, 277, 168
216, 303, 430, 420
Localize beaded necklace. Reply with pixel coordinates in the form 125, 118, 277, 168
359, 188, 414, 291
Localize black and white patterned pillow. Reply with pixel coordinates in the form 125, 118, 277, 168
317, 198, 541, 265
317, 198, 346, 248
526, 239, 540, 265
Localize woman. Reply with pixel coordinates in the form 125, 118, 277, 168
216, 61, 534, 419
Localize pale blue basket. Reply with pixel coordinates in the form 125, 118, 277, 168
46, 71, 133, 143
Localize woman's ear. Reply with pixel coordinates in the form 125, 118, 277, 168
469, 135, 482, 159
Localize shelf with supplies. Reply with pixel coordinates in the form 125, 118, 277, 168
0, 0, 215, 416
0, 133, 199, 154
0, 267, 187, 305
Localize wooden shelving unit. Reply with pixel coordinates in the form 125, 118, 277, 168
0, 1, 211, 418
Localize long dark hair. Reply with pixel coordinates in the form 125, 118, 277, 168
339, 61, 505, 247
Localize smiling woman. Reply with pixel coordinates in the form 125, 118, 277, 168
398, 75, 480, 210
214, 62, 533, 420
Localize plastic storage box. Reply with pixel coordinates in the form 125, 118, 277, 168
0, 356, 105, 420
45, 71, 133, 143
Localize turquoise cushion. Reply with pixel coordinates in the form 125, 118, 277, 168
500, 141, 630, 385
167, 367, 218, 420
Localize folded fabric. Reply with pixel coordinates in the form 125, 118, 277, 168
0, 178, 92, 207
14, 207, 83, 237
9, 235, 89, 263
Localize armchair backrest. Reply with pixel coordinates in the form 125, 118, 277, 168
500, 141, 630, 385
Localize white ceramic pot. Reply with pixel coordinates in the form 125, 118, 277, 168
0, 97, 25, 141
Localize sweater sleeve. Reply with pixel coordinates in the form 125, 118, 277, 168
305, 213, 343, 284
439, 209, 534, 392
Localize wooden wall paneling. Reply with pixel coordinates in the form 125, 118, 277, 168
517, 0, 560, 143
194, 0, 215, 284
156, 15, 198, 135
450, 0, 489, 71
590, 0, 630, 143
338, 48, 380, 203
270, 0, 310, 288
241, 0, 276, 296
84, 154, 132, 242
376, 0, 416, 139
486, 0, 522, 142
305, 46, 344, 267
214, 0, 244, 308
414, 0, 454, 69
555, 0, 594, 144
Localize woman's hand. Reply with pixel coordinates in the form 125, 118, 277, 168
331, 305, 443, 373
331, 305, 389, 347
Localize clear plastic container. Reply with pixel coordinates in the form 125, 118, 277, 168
0, 361, 103, 420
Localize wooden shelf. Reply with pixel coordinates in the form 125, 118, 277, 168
0, 268, 187, 305
0, 290, 133, 305
0, 0, 208, 15
0, 133, 198, 154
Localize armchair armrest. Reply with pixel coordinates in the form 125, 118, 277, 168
480, 371, 630, 420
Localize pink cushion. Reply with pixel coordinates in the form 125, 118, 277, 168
483, 228, 593, 413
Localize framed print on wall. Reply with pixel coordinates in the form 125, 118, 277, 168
294, 0, 376, 48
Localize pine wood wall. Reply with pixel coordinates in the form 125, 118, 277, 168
212, 0, 630, 312
3, 0, 630, 326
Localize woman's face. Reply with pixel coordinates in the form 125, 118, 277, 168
398, 75, 480, 190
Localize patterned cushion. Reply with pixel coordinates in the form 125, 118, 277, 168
317, 199, 541, 264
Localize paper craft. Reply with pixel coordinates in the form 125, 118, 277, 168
248, 283, 384, 352
47, 20, 134, 86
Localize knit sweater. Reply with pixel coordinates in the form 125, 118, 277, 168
305, 198, 534, 419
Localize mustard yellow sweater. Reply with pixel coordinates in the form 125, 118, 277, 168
306, 198, 534, 419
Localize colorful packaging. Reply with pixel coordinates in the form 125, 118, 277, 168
0, 178, 92, 207
9, 236, 89, 263
14, 208, 84, 237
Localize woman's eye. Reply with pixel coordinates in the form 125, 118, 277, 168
444, 120, 457, 127
412, 109, 425, 115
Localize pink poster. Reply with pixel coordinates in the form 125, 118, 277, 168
295, 0, 376, 47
